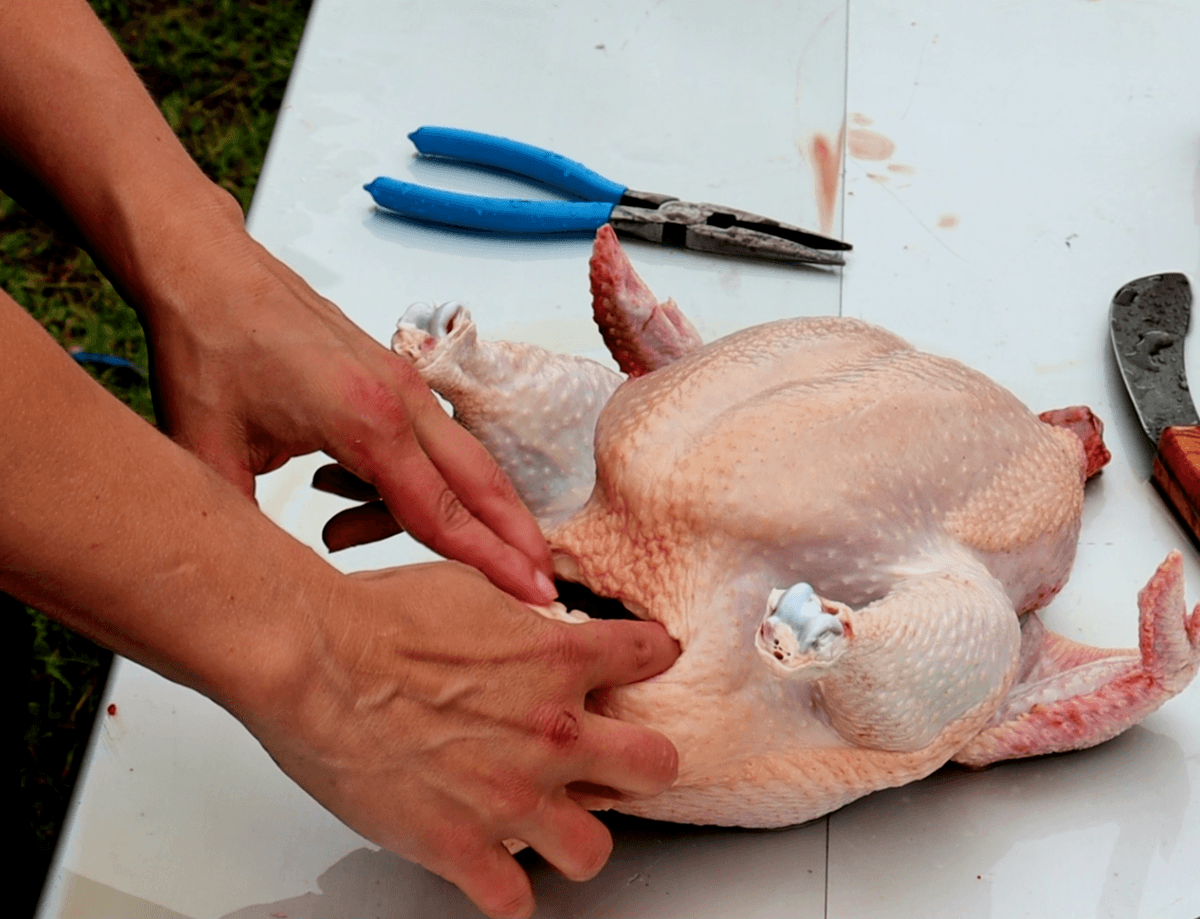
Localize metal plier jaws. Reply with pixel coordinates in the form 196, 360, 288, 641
610, 196, 846, 265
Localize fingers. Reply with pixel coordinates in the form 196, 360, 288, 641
377, 462, 552, 602
575, 713, 679, 797
416, 410, 554, 576
365, 405, 556, 604
311, 459, 542, 570
435, 803, 616, 918
321, 500, 402, 552
215, 248, 556, 598
312, 465, 402, 553
556, 619, 681, 797
579, 618, 682, 689
430, 839, 536, 919
311, 463, 380, 501
323, 358, 555, 600
509, 618, 681, 800
518, 797, 614, 883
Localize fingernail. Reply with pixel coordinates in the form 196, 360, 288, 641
534, 569, 558, 602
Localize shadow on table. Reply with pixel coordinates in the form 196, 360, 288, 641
221, 716, 1199, 919
827, 723, 1197, 919
221, 813, 828, 919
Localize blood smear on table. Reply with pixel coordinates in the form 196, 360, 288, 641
848, 128, 896, 161
810, 126, 844, 237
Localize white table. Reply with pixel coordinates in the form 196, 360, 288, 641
37, 2, 1200, 917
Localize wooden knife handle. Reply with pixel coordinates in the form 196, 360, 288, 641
1153, 425, 1200, 543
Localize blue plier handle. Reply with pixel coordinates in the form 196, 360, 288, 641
366, 127, 629, 233
365, 126, 851, 265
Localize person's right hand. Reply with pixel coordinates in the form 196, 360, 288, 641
242, 561, 680, 919
136, 202, 556, 604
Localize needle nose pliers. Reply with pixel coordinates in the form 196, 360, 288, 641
364, 126, 850, 266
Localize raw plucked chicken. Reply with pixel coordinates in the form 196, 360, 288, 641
392, 226, 1199, 827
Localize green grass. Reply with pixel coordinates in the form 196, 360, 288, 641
6, 1, 311, 911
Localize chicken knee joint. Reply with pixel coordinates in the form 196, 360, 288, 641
756, 582, 850, 677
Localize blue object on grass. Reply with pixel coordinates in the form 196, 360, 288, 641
70, 351, 146, 376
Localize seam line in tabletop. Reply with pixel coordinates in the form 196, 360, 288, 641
824, 815, 831, 918
837, 0, 850, 320
829, 0, 845, 896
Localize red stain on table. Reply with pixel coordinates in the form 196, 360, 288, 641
937, 214, 960, 229
810, 125, 844, 237
107, 703, 117, 716
847, 128, 896, 161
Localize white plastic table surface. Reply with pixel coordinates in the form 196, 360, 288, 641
37, 2, 1200, 917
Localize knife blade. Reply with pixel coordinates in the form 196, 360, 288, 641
1110, 272, 1200, 542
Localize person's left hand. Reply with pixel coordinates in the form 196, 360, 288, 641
240, 561, 681, 919
138, 194, 556, 604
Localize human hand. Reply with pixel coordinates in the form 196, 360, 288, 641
1, 0, 551, 600
244, 562, 680, 919
138, 196, 555, 603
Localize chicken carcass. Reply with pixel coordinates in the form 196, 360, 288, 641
392, 226, 1200, 827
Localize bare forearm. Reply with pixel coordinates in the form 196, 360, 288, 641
0, 292, 329, 713
0, 0, 239, 305
0, 287, 685, 918
0, 0, 557, 601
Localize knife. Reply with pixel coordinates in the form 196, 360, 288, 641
1110, 272, 1200, 542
